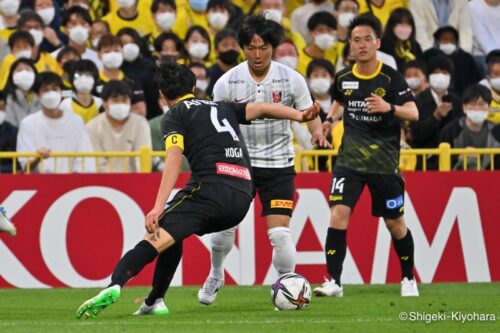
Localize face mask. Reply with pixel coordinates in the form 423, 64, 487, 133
102, 51, 124, 69
489, 77, 500, 91
196, 79, 209, 92
189, 0, 208, 12
155, 12, 176, 30
189, 42, 209, 59
0, 111, 5, 125
29, 29, 44, 46
466, 110, 488, 125
116, 0, 136, 9
68, 26, 89, 45
429, 73, 450, 92
13, 70, 35, 91
218, 49, 239, 65
91, 38, 100, 49
37, 7, 55, 25
123, 43, 140, 62
439, 43, 457, 55
0, 0, 20, 17
338, 12, 355, 28
40, 91, 62, 110
405, 77, 421, 90
277, 56, 298, 69
14, 49, 31, 59
314, 33, 336, 51
263, 9, 282, 24
309, 78, 331, 95
73, 75, 94, 93
393, 24, 412, 41
208, 12, 229, 30
108, 103, 131, 121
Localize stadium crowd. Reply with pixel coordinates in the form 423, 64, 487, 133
0, 0, 499, 173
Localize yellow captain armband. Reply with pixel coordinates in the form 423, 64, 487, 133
165, 134, 184, 151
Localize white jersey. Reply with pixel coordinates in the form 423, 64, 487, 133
213, 61, 312, 168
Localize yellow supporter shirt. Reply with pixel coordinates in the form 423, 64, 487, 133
60, 96, 102, 123
102, 7, 155, 36
488, 99, 500, 124
300, 42, 340, 75
358, 0, 405, 27
108, 0, 153, 15
0, 27, 17, 43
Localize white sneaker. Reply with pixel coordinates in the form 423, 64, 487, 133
313, 278, 343, 297
198, 276, 224, 305
401, 277, 419, 297
0, 207, 16, 237
133, 298, 169, 315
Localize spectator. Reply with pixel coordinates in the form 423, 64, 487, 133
89, 19, 109, 49
409, 0, 472, 52
153, 32, 187, 62
291, 0, 335, 43
34, 0, 66, 53
403, 60, 429, 96
410, 56, 463, 169
0, 90, 18, 173
86, 80, 151, 173
186, 0, 210, 30
303, 11, 339, 69
4, 58, 40, 127
16, 71, 94, 173
380, 7, 423, 72
184, 25, 212, 66
55, 46, 81, 95
440, 84, 500, 170
117, 27, 153, 87
0, 0, 20, 43
333, 0, 359, 43
422, 26, 480, 95
102, 0, 154, 36
151, 0, 185, 39
274, 39, 302, 73
358, 0, 405, 27
479, 49, 500, 123
206, 0, 232, 36
189, 62, 210, 99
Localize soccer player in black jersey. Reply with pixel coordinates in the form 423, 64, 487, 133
75, 62, 320, 318
314, 15, 420, 297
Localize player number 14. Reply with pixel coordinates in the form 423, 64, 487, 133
210, 106, 239, 141
331, 177, 345, 194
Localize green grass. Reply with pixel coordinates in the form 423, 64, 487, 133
0, 283, 498, 333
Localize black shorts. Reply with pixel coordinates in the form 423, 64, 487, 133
252, 166, 295, 217
329, 166, 405, 219
158, 182, 252, 242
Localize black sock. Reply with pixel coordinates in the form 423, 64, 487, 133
325, 227, 347, 286
145, 241, 183, 306
109, 240, 158, 288
392, 228, 415, 280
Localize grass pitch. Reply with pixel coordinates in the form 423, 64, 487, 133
0, 283, 498, 333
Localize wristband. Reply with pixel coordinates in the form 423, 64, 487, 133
325, 117, 334, 124
389, 104, 396, 114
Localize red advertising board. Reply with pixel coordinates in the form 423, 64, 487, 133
0, 172, 498, 288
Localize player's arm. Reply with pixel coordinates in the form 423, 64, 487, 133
322, 100, 344, 137
306, 113, 331, 148
244, 102, 320, 122
364, 93, 419, 121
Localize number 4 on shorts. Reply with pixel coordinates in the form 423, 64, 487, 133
331, 177, 345, 194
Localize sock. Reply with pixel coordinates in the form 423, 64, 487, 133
268, 227, 296, 275
392, 228, 415, 280
110, 240, 158, 288
145, 241, 183, 306
209, 228, 236, 280
325, 227, 347, 286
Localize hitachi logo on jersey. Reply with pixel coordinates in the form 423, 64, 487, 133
183, 99, 217, 109
348, 100, 366, 108
225, 147, 243, 158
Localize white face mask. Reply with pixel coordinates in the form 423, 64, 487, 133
490, 77, 500, 91
429, 73, 450, 93
14, 49, 32, 59
393, 24, 412, 41
466, 110, 488, 125
276, 56, 298, 69
338, 12, 355, 28
122, 43, 140, 62
314, 33, 336, 51
196, 79, 209, 92
68, 26, 89, 45
108, 103, 131, 121
13, 70, 35, 91
208, 12, 229, 30
73, 75, 94, 93
116, 0, 136, 9
29, 29, 44, 46
155, 12, 176, 30
40, 91, 62, 110
263, 9, 282, 24
439, 43, 457, 55
37, 7, 55, 25
0, 0, 20, 17
91, 38, 100, 49
188, 42, 209, 59
405, 77, 421, 90
0, 111, 5, 125
309, 78, 331, 95
102, 51, 124, 69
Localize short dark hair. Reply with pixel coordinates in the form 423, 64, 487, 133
155, 62, 196, 100
154, 32, 186, 57
18, 10, 45, 29
427, 55, 453, 76
463, 84, 492, 105
237, 15, 284, 49
69, 59, 99, 84
433, 25, 459, 43
33, 72, 64, 93
101, 80, 133, 100
306, 59, 335, 78
307, 11, 337, 32
117, 27, 142, 45
56, 46, 80, 63
97, 34, 121, 51
151, 0, 176, 12
348, 14, 382, 39
485, 49, 500, 74
403, 60, 428, 76
207, 0, 232, 12
8, 30, 34, 49
214, 29, 238, 49
62, 5, 92, 26
334, 0, 359, 11
189, 61, 208, 75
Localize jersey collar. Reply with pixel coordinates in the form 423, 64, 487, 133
352, 61, 383, 80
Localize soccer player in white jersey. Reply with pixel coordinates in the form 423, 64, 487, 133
196, 14, 330, 305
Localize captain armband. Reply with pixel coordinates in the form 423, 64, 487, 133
164, 134, 184, 151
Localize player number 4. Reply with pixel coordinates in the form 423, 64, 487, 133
331, 177, 345, 194
210, 106, 239, 141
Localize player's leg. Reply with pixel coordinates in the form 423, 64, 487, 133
0, 206, 16, 236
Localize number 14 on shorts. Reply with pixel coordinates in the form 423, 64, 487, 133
331, 177, 345, 194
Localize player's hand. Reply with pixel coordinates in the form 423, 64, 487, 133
311, 132, 332, 148
37, 147, 51, 159
434, 102, 453, 120
365, 93, 391, 114
301, 102, 320, 122
145, 207, 163, 237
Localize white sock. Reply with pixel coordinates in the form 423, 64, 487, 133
209, 227, 236, 280
268, 227, 296, 275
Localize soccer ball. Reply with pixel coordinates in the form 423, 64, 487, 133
271, 273, 311, 310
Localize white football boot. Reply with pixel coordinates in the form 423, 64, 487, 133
313, 278, 344, 297
133, 298, 169, 315
401, 277, 419, 297
198, 276, 224, 305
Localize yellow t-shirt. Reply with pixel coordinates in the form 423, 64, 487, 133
102, 8, 155, 37
300, 42, 340, 75
108, 0, 153, 15
488, 99, 500, 124
358, 0, 405, 27
0, 27, 17, 43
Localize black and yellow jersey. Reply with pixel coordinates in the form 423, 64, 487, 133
332, 61, 415, 174
161, 95, 253, 197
